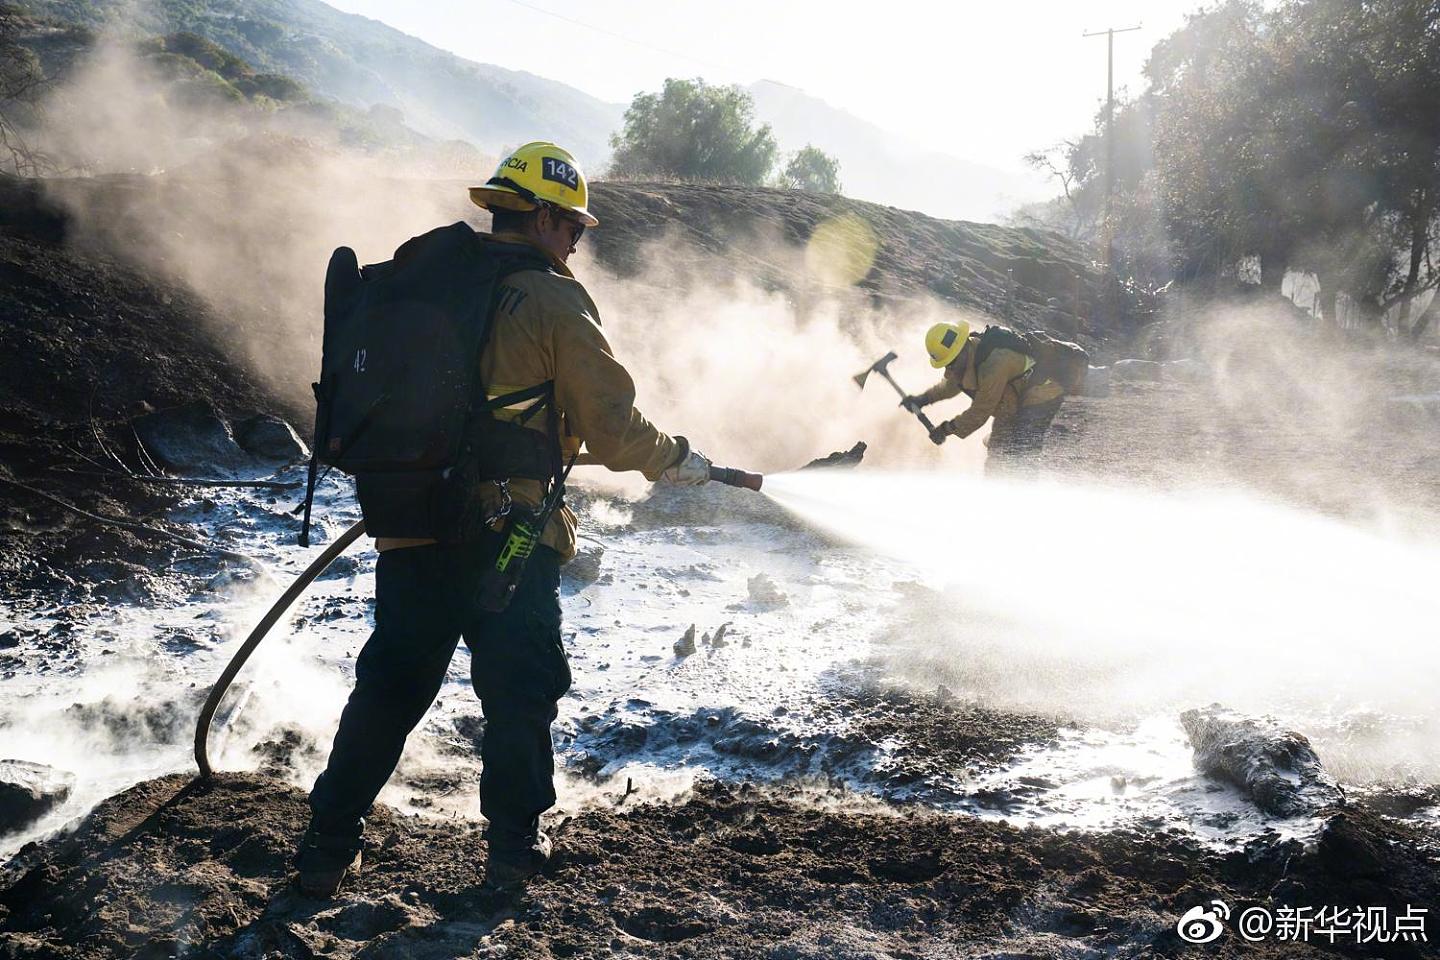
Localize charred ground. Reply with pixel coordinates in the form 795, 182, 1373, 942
0, 176, 275, 598
1, 772, 1436, 959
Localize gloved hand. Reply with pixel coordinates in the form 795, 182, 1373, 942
659, 449, 711, 485
928, 423, 951, 446
900, 395, 923, 415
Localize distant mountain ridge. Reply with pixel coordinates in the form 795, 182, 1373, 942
16, 0, 626, 160
18, 0, 1039, 221
747, 80, 1040, 222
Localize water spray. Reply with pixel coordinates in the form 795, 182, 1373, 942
761, 469, 1440, 772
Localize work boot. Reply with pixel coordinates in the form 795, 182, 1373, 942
485, 821, 552, 889
294, 825, 363, 898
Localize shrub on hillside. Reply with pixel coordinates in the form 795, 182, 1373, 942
777, 144, 841, 194
609, 77, 777, 186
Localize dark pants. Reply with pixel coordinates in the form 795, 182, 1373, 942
986, 398, 1064, 474
307, 541, 570, 843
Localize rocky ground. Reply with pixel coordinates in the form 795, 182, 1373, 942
1041, 367, 1440, 526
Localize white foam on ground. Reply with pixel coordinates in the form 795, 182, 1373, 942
4, 465, 1434, 859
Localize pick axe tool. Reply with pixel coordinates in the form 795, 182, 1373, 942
854, 351, 936, 434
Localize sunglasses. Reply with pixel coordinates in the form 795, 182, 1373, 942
544, 203, 585, 244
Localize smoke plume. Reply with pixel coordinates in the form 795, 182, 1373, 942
31, 38, 996, 474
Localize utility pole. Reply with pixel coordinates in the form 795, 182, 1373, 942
1083, 24, 1141, 329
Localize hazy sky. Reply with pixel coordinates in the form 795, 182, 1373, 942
323, 0, 1202, 180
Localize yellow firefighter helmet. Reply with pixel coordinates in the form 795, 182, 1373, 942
468, 141, 599, 226
925, 321, 971, 368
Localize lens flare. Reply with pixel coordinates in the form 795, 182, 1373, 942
804, 213, 880, 288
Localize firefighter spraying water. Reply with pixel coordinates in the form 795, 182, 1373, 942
194, 142, 765, 897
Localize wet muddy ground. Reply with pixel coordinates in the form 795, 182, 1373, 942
2, 771, 1437, 959
3, 430, 1439, 956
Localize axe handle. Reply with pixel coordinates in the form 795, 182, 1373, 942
876, 369, 937, 433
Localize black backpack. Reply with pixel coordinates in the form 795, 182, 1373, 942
298, 223, 560, 545
974, 325, 1035, 371
973, 325, 1089, 395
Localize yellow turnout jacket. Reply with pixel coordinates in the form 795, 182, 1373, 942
914, 338, 1064, 439
377, 232, 681, 559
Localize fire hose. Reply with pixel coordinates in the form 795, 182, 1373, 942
194, 519, 366, 779
193, 463, 762, 779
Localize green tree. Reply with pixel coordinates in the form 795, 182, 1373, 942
1141, 2, 1288, 285
609, 77, 777, 185
1150, 0, 1440, 328
778, 144, 841, 193
1019, 98, 1168, 288
1031, 0, 1440, 335
1279, 0, 1440, 335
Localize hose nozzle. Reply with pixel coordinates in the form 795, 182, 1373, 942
709, 465, 764, 491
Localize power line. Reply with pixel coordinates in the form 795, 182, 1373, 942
498, 0, 728, 73
1083, 23, 1142, 329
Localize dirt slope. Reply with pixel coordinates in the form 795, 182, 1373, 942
586, 181, 1112, 347
0, 176, 274, 594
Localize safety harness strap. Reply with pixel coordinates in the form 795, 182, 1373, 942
487, 176, 542, 205
478, 381, 553, 414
